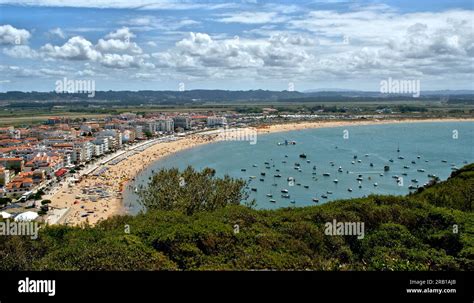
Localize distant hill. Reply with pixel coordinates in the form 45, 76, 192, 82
0, 89, 473, 106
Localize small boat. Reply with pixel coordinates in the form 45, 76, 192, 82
306, 160, 311, 163
403, 165, 410, 169
266, 194, 273, 197
249, 176, 256, 179
353, 155, 358, 159
296, 183, 301, 186
411, 161, 416, 164
274, 174, 282, 178
441, 160, 447, 163
411, 179, 418, 183
373, 183, 378, 187
290, 200, 296, 204
384, 166, 390, 171
299, 154, 307, 159
282, 161, 287, 164
251, 188, 257, 192
252, 164, 258, 167
321, 194, 328, 199
389, 159, 394, 163
398, 156, 404, 160
269, 199, 276, 203
356, 177, 363, 181
294, 163, 300, 167
333, 179, 338, 183
272, 183, 278, 186
402, 173, 408, 176
417, 169, 425, 172
327, 191, 333, 194
347, 188, 353, 192
313, 166, 317, 170
370, 163, 374, 167
392, 175, 399, 179
428, 174, 437, 178
287, 177, 294, 181
312, 198, 319, 203
351, 161, 355, 165
281, 189, 289, 193
338, 166, 343, 172
323, 173, 331, 177
408, 185, 418, 190
304, 185, 309, 189
285, 155, 288, 158
281, 194, 290, 199
365, 154, 369, 157
264, 162, 270, 165
417, 155, 421, 159
276, 169, 280, 172
259, 178, 264, 182
260, 172, 266, 176
241, 168, 246, 172
357, 160, 362, 163
380, 173, 384, 176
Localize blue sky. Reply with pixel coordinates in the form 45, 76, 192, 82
0, 0, 473, 92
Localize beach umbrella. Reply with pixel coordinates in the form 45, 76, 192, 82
0, 211, 12, 219
14, 211, 39, 222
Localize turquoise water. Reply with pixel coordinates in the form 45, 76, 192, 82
124, 122, 474, 213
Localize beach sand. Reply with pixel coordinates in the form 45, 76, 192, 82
46, 117, 474, 226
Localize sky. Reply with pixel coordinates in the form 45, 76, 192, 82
0, 0, 473, 92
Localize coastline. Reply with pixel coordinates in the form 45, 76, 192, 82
47, 117, 474, 226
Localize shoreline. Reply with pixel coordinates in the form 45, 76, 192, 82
47, 117, 474, 226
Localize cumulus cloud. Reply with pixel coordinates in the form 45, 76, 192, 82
41, 36, 102, 60
3, 45, 39, 59
49, 27, 66, 39
0, 24, 31, 45
96, 38, 143, 54
105, 27, 136, 40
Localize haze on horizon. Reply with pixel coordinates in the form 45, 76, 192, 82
0, 0, 473, 92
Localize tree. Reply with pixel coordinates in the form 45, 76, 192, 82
138, 166, 252, 215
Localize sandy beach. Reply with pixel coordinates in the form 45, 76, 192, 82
255, 118, 474, 134
46, 117, 474, 226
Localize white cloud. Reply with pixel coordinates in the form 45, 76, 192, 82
96, 38, 143, 54
217, 12, 284, 24
105, 27, 136, 40
3, 45, 39, 59
41, 36, 102, 60
0, 0, 237, 10
49, 27, 66, 39
0, 24, 31, 45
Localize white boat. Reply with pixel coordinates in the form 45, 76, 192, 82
333, 179, 338, 183
281, 189, 289, 193
347, 188, 353, 192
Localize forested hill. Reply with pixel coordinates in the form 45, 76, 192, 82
1, 90, 473, 105
0, 164, 472, 271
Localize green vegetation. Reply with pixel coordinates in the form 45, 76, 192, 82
137, 167, 253, 215
0, 164, 473, 271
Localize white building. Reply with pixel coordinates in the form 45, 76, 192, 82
207, 116, 227, 127
158, 119, 174, 133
